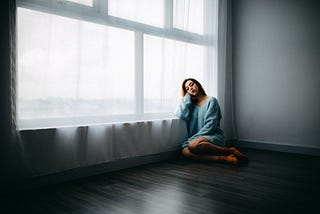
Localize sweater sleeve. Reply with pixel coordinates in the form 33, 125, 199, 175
175, 93, 193, 121
190, 98, 220, 138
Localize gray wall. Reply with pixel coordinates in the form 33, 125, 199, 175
232, 0, 320, 148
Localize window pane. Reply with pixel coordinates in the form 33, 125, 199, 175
108, 0, 164, 27
144, 35, 205, 113
173, 0, 204, 34
66, 0, 93, 6
17, 8, 134, 122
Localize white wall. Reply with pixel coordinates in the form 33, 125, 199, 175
232, 0, 320, 148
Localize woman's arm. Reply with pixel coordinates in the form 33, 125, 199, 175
175, 93, 193, 121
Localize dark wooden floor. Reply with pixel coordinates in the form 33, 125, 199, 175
2, 148, 320, 214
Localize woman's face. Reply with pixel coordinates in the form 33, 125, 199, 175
184, 80, 199, 96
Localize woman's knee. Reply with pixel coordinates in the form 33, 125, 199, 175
188, 141, 200, 152
188, 140, 205, 153
188, 137, 212, 153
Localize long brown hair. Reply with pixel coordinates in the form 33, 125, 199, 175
181, 78, 207, 97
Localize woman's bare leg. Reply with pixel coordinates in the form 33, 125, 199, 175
181, 147, 238, 165
187, 137, 230, 154
188, 137, 248, 160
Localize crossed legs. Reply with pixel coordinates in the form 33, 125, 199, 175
181, 137, 248, 165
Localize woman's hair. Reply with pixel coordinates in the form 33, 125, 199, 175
181, 78, 207, 97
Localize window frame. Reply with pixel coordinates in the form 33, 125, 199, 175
16, 0, 218, 129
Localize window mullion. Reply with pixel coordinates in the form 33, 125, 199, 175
135, 32, 144, 116
165, 0, 173, 30
92, 0, 99, 7
95, 0, 107, 15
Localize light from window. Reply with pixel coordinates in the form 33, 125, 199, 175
144, 35, 205, 113
17, 8, 134, 121
173, 0, 204, 34
108, 0, 164, 27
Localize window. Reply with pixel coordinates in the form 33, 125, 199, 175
108, 0, 164, 27
17, 0, 218, 129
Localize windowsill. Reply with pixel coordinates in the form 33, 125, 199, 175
17, 113, 181, 131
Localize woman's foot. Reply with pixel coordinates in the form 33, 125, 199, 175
218, 155, 238, 166
229, 147, 249, 161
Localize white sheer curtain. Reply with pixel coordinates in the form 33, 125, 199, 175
108, 0, 164, 27
144, 35, 205, 113
18, 119, 187, 178
217, 0, 237, 141
109, 0, 218, 116
173, 0, 204, 34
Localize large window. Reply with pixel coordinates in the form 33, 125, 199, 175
17, 0, 218, 129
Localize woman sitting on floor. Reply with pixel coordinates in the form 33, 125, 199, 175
176, 78, 248, 166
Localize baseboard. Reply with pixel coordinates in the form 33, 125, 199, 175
1, 149, 181, 195
227, 140, 320, 156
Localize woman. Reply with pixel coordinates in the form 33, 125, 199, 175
176, 78, 248, 166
